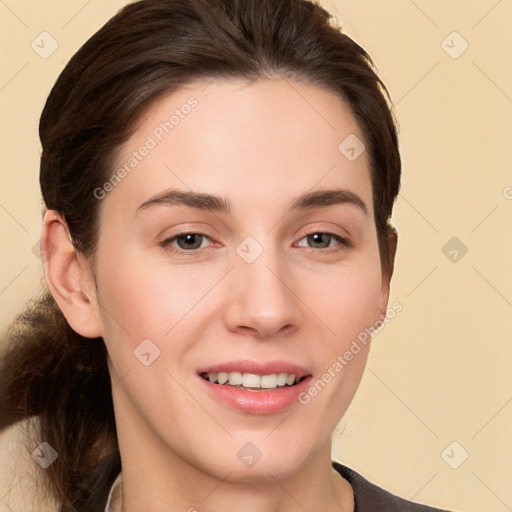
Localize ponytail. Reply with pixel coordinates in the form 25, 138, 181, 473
0, 284, 119, 510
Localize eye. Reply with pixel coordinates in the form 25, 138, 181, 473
160, 232, 214, 255
295, 232, 349, 252
160, 230, 349, 257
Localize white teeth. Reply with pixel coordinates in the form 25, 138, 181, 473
217, 371, 229, 384
242, 373, 261, 388
228, 371, 243, 386
260, 374, 277, 388
204, 371, 299, 389
277, 373, 288, 386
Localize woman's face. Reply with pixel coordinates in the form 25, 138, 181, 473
88, 77, 391, 481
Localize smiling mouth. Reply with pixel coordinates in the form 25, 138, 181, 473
200, 371, 309, 391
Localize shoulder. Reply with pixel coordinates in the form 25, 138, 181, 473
332, 461, 454, 512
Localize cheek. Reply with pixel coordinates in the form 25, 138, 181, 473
302, 253, 382, 400
95, 245, 203, 335
92, 246, 186, 369
306, 257, 383, 346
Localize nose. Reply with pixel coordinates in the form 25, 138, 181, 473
222, 243, 302, 339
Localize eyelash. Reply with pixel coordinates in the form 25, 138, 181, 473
159, 231, 350, 257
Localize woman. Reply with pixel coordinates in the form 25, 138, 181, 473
0, 0, 456, 510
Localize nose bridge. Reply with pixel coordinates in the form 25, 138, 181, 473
223, 234, 300, 337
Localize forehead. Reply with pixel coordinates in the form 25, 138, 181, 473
101, 77, 372, 219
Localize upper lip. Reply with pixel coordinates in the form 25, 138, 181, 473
197, 360, 311, 380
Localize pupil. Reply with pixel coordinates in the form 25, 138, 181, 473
309, 233, 329, 248
178, 234, 201, 250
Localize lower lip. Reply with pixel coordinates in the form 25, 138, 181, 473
198, 375, 313, 415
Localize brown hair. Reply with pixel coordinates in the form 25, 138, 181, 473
0, 0, 400, 510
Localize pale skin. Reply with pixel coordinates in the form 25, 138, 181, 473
42, 77, 397, 511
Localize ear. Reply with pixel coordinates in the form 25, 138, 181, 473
375, 226, 398, 323
40, 209, 103, 338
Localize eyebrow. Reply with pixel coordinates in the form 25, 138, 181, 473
135, 187, 368, 217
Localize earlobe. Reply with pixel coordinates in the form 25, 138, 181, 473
41, 209, 103, 338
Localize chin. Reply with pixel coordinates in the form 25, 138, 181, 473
222, 459, 304, 484
197, 435, 319, 484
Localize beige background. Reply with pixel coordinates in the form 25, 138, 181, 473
1, 1, 511, 511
